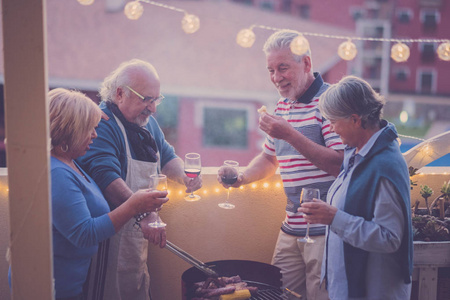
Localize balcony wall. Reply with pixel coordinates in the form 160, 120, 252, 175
0, 167, 449, 299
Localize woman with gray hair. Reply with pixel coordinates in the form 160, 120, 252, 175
47, 88, 168, 299
299, 76, 413, 299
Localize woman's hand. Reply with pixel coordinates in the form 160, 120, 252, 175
131, 189, 168, 215
298, 199, 338, 225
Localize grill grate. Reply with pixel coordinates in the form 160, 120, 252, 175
250, 288, 289, 300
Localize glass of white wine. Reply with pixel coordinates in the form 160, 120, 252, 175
184, 153, 201, 201
297, 188, 320, 244
218, 160, 239, 209
148, 174, 167, 228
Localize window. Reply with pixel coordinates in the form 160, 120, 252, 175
397, 8, 413, 23
105, 0, 125, 13
394, 68, 409, 81
420, 43, 436, 63
298, 4, 310, 19
417, 70, 436, 94
421, 9, 440, 31
260, 0, 274, 11
350, 7, 364, 21
203, 107, 248, 148
281, 0, 291, 13
154, 96, 179, 144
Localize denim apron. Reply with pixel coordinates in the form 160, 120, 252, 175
86, 115, 160, 300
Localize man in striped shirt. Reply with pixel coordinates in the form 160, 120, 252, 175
219, 30, 344, 299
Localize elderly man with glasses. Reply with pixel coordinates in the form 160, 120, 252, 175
77, 59, 202, 300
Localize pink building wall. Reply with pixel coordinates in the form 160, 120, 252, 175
175, 97, 265, 167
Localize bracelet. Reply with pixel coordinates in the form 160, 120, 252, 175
133, 212, 150, 230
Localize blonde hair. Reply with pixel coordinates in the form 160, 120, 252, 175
49, 88, 101, 151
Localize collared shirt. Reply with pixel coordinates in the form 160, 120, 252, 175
263, 72, 345, 236
322, 128, 411, 300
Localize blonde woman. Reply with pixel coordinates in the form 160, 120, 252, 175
48, 88, 168, 299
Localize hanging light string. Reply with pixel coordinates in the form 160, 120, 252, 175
78, 0, 450, 60
252, 24, 449, 43
123, 0, 200, 33
138, 0, 185, 13
398, 134, 426, 142
242, 24, 450, 61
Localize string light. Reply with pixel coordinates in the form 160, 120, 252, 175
181, 13, 200, 34
437, 41, 450, 61
124, 1, 144, 20
243, 24, 449, 63
391, 42, 410, 63
338, 39, 357, 61
420, 143, 434, 157
236, 27, 256, 48
290, 34, 310, 56
123, 0, 200, 33
117, 1, 450, 62
77, 0, 94, 5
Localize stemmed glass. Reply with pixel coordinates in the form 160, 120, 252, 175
218, 160, 239, 209
184, 153, 201, 201
148, 174, 167, 228
298, 188, 320, 244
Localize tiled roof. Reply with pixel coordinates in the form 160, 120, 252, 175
1, 0, 353, 99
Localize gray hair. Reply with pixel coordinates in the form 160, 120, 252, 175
99, 59, 158, 103
263, 29, 311, 63
319, 76, 385, 129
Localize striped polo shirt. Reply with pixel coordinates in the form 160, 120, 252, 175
263, 73, 345, 237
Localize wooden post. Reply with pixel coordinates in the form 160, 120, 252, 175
1, 0, 53, 299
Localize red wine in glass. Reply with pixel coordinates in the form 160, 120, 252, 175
184, 153, 201, 201
221, 174, 238, 185
218, 160, 239, 209
185, 169, 201, 178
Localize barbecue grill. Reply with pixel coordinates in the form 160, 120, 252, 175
181, 259, 289, 300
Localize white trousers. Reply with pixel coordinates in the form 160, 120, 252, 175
272, 231, 329, 300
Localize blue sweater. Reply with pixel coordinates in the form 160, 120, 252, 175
51, 157, 115, 298
77, 102, 178, 193
342, 122, 413, 297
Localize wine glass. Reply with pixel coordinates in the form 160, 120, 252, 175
218, 160, 239, 209
184, 153, 201, 201
148, 174, 167, 228
298, 188, 320, 244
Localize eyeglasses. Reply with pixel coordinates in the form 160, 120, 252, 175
125, 85, 165, 106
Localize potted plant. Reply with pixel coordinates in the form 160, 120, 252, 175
412, 181, 450, 242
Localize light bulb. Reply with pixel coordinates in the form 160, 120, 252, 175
78, 0, 94, 5
290, 35, 310, 56
420, 144, 433, 157
236, 28, 256, 48
182, 14, 200, 34
391, 42, 410, 62
437, 42, 450, 61
124, 1, 144, 20
338, 39, 357, 60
